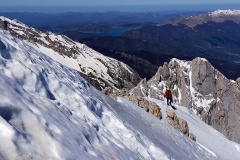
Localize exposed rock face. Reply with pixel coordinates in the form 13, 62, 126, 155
130, 78, 148, 97
0, 16, 141, 92
166, 108, 196, 141
130, 57, 240, 143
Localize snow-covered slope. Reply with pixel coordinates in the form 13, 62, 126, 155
157, 9, 240, 27
0, 16, 141, 92
0, 26, 240, 159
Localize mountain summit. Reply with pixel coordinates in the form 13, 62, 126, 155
130, 57, 240, 144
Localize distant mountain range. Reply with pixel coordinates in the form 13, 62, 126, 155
79, 10, 240, 80
0, 11, 203, 28
158, 9, 240, 27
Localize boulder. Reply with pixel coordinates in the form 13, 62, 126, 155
178, 118, 189, 135
189, 133, 196, 141
166, 108, 196, 141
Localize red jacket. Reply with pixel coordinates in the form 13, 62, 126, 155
164, 90, 172, 98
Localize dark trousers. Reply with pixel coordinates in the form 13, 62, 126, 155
167, 97, 173, 105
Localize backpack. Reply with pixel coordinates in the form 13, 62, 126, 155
164, 89, 172, 98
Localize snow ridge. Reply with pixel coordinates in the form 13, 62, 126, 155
0, 16, 140, 91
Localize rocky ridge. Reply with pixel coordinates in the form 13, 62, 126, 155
130, 57, 240, 144
109, 85, 197, 141
0, 16, 141, 91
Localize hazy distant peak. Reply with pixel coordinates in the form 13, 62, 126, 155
156, 9, 240, 27
209, 9, 240, 17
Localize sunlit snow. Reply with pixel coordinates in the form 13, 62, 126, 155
0, 28, 240, 159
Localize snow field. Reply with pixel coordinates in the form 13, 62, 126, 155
0, 29, 168, 159
0, 27, 239, 160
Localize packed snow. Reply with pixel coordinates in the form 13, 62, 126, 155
0, 28, 240, 159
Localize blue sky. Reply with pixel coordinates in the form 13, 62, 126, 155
1, 0, 240, 6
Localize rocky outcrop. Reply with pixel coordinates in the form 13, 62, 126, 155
109, 90, 162, 119
130, 57, 240, 144
108, 89, 129, 100
189, 133, 197, 141
0, 16, 141, 92
166, 108, 196, 141
126, 96, 162, 119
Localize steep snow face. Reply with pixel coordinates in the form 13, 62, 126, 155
0, 16, 141, 91
0, 27, 236, 160
0, 28, 159, 160
209, 9, 240, 17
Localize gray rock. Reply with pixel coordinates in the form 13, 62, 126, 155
189, 133, 196, 141
126, 96, 162, 119
162, 62, 170, 80
191, 58, 216, 96
130, 78, 148, 97
178, 118, 189, 135
166, 108, 195, 140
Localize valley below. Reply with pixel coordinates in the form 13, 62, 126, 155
77, 20, 240, 80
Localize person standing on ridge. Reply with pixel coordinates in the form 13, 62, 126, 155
164, 87, 173, 106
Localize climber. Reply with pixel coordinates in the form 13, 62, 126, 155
164, 87, 173, 106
